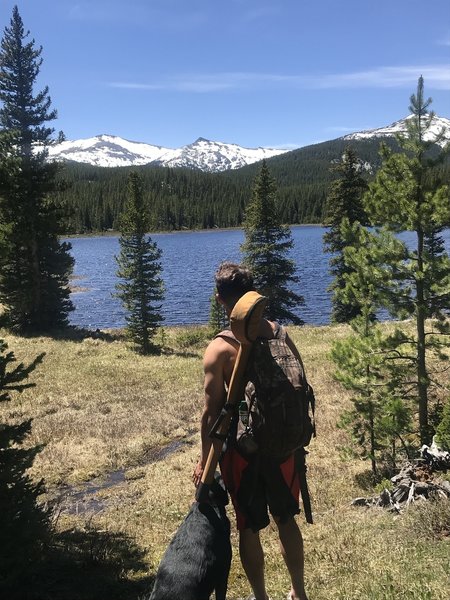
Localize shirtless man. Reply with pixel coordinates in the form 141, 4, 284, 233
193, 262, 309, 600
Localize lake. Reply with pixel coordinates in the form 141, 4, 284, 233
66, 226, 450, 329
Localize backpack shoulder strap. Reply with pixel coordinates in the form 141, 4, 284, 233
214, 329, 239, 343
273, 323, 286, 340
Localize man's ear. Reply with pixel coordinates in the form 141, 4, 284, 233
216, 293, 226, 306
216, 292, 233, 317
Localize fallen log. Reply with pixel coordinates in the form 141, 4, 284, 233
352, 439, 450, 512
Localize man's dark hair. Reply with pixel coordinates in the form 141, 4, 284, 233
215, 262, 254, 305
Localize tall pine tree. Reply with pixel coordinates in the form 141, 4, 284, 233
0, 6, 74, 332
363, 77, 450, 445
115, 171, 164, 354
241, 161, 304, 324
332, 222, 413, 473
323, 147, 368, 323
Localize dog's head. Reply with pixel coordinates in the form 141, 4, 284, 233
208, 473, 229, 508
196, 473, 230, 531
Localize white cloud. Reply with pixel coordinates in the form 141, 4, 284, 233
312, 66, 450, 90
108, 65, 450, 93
109, 77, 237, 93
110, 73, 285, 93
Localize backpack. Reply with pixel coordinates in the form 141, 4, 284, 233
236, 324, 316, 459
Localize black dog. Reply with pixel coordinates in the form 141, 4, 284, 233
149, 476, 232, 600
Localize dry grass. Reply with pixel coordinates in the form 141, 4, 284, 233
1, 323, 450, 600
2, 328, 205, 485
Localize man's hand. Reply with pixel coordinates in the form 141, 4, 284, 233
192, 460, 204, 487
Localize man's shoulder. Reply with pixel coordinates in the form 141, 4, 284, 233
204, 331, 238, 365
207, 331, 239, 352
214, 329, 238, 343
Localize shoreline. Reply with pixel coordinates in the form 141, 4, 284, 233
62, 223, 325, 239
61, 318, 412, 336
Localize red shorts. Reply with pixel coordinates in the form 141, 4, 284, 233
220, 447, 300, 532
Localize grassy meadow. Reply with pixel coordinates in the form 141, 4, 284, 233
1, 323, 449, 600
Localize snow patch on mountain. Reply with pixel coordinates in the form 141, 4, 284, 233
47, 134, 170, 168
46, 114, 450, 172
48, 134, 288, 172
343, 114, 450, 147
152, 137, 286, 172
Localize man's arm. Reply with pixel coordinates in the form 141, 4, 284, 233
192, 338, 228, 487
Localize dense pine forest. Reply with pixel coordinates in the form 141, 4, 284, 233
54, 138, 376, 233
55, 136, 450, 234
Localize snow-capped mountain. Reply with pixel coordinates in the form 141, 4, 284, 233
47, 114, 450, 172
343, 114, 450, 147
47, 135, 288, 172
47, 134, 171, 168
151, 137, 286, 171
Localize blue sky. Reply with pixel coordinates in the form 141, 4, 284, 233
1, 0, 449, 149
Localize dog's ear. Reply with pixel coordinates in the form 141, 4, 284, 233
210, 473, 229, 506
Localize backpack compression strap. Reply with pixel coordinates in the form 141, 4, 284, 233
278, 325, 316, 438
296, 449, 314, 524
274, 326, 316, 518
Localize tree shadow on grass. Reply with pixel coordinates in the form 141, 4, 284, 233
1, 321, 208, 357
354, 467, 396, 491
1, 325, 124, 344
3, 524, 154, 600
161, 347, 202, 359
47, 326, 125, 344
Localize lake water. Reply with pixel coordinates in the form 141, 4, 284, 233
66, 226, 450, 329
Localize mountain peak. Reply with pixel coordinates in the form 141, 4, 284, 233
47, 135, 287, 172
343, 113, 450, 147
46, 113, 450, 172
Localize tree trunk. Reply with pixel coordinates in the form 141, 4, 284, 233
369, 399, 377, 475
416, 227, 429, 445
29, 231, 41, 329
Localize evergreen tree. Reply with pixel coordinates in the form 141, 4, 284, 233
332, 222, 413, 473
323, 147, 368, 322
0, 339, 48, 593
241, 161, 304, 324
115, 172, 164, 353
436, 398, 450, 450
0, 6, 74, 332
208, 292, 228, 335
363, 77, 450, 445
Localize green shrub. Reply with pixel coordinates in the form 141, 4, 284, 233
174, 327, 210, 349
374, 478, 393, 493
435, 399, 450, 450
